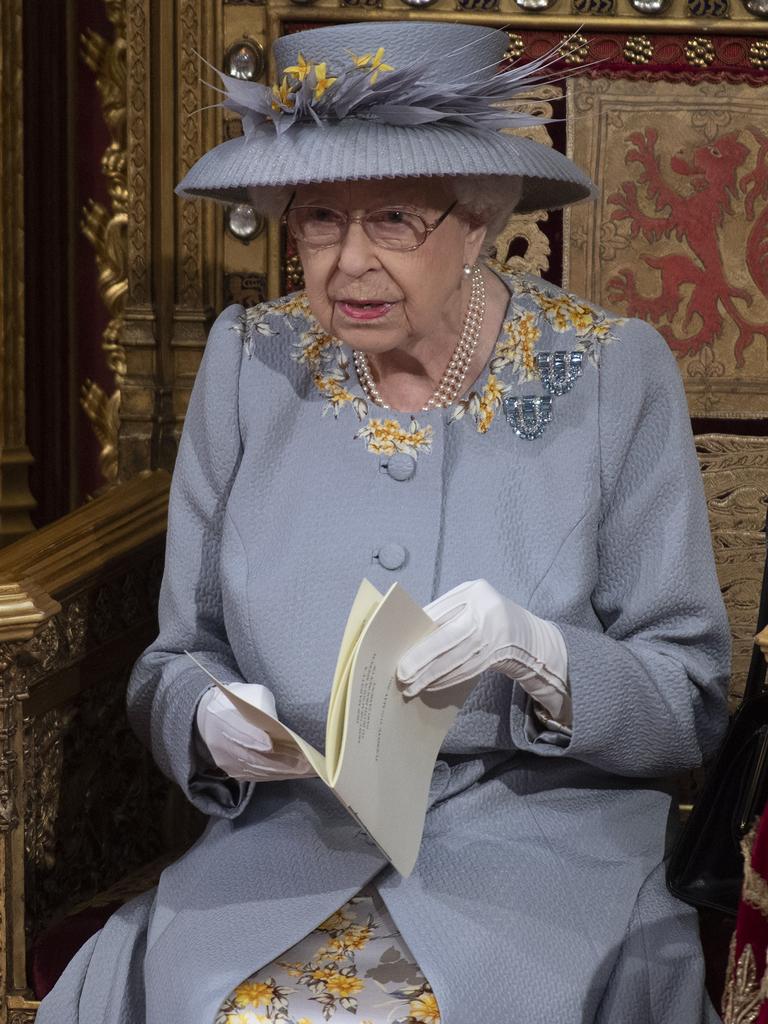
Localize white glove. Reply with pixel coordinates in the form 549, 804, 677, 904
395, 579, 572, 729
195, 683, 316, 782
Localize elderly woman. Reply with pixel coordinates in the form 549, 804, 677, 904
36, 19, 731, 1024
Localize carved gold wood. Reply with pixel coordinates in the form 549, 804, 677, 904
79, 3, 128, 485
0, 470, 175, 1018
120, 0, 223, 481
264, 2, 768, 40
0, 0, 35, 545
121, 0, 157, 482
490, 85, 561, 278
565, 75, 768, 420
696, 434, 768, 706
5, 998, 37, 1024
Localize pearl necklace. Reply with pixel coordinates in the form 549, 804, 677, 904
352, 265, 486, 412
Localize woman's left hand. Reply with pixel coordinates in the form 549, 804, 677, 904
395, 579, 571, 726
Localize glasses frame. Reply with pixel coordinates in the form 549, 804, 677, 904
281, 198, 458, 252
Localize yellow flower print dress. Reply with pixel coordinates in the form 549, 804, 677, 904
213, 882, 440, 1024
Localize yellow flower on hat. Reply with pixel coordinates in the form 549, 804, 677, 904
270, 76, 295, 112
312, 62, 338, 100
349, 46, 394, 84
282, 52, 313, 81
283, 52, 312, 81
369, 48, 394, 83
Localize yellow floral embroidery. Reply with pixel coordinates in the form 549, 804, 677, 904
354, 417, 433, 457
492, 311, 541, 379
293, 328, 335, 366
512, 276, 626, 360
236, 273, 625, 455
313, 374, 357, 416
271, 293, 312, 318
448, 372, 507, 433
534, 292, 595, 334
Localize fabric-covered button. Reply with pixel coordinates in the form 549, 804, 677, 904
376, 542, 407, 571
384, 453, 416, 481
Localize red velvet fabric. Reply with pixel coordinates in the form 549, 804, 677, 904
30, 901, 121, 1000
699, 909, 737, 1011
722, 810, 768, 1021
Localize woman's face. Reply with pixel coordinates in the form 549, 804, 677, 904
290, 179, 487, 357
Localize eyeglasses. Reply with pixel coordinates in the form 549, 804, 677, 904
282, 200, 458, 252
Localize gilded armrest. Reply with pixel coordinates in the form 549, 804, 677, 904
0, 471, 202, 1017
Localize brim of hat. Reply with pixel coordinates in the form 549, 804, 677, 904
175, 120, 596, 215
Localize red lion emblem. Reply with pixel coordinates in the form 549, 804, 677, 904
607, 127, 768, 366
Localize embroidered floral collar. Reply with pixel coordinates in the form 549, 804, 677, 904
234, 269, 626, 458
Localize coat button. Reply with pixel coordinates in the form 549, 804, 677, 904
384, 453, 416, 481
376, 542, 407, 571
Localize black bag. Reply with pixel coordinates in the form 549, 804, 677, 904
667, 508, 768, 916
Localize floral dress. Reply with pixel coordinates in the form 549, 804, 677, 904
213, 880, 440, 1024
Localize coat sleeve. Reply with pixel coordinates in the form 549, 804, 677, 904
126, 304, 257, 817
513, 317, 732, 777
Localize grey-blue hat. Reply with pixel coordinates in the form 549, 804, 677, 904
176, 21, 596, 215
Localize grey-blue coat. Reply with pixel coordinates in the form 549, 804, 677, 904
36, 269, 731, 1024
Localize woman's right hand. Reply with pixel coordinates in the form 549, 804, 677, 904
195, 683, 317, 782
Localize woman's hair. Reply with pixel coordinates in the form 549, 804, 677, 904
246, 174, 522, 257
448, 175, 523, 257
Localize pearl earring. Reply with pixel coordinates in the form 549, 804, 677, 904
463, 263, 472, 276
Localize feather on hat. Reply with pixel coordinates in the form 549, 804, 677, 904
176, 21, 596, 215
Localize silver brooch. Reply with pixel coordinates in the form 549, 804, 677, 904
502, 394, 553, 440
535, 351, 584, 396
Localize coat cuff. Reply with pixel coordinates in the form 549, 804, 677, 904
149, 664, 255, 817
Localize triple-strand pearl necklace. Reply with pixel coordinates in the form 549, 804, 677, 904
352, 265, 487, 412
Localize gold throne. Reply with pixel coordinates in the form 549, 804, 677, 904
0, 2, 766, 1019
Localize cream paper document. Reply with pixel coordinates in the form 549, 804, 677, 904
186, 580, 473, 876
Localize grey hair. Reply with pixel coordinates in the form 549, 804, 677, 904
446, 175, 523, 258
246, 174, 523, 256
